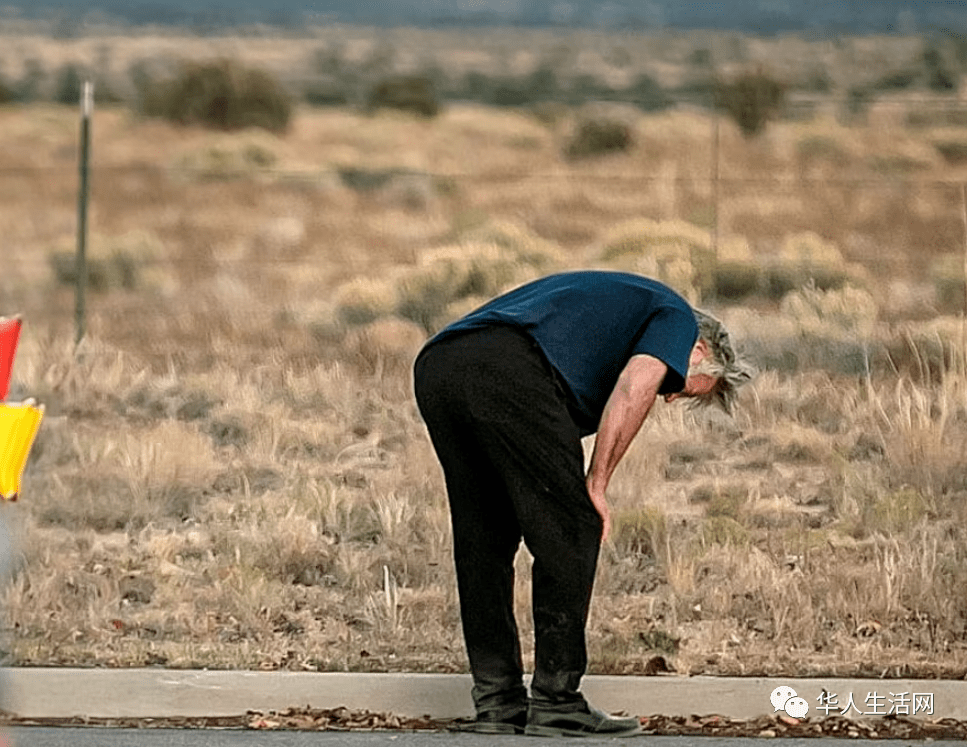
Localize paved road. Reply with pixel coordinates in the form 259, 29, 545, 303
8, 730, 967, 747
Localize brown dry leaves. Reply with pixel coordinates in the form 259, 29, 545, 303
4, 707, 967, 740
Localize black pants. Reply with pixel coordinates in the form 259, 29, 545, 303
413, 325, 602, 715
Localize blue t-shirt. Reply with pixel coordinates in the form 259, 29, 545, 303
426, 271, 698, 435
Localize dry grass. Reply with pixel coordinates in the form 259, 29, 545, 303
3, 29, 967, 678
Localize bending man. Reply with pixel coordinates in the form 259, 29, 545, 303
413, 270, 752, 738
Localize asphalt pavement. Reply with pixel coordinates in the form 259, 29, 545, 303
2, 669, 966, 722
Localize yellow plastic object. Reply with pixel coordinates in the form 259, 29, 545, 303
0, 400, 44, 501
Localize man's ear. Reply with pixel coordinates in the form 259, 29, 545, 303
690, 338, 709, 366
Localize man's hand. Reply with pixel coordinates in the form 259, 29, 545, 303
585, 354, 668, 542
586, 477, 612, 542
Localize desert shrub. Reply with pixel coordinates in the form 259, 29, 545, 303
454, 70, 494, 103
393, 260, 465, 333
923, 36, 962, 92
565, 74, 612, 106
400, 223, 566, 333
933, 140, 967, 165
563, 104, 634, 160
873, 67, 920, 92
611, 506, 667, 556
929, 254, 965, 314
796, 135, 849, 165
485, 66, 561, 107
884, 316, 965, 383
867, 153, 933, 176
528, 101, 570, 127
525, 66, 560, 101
337, 168, 437, 211
763, 232, 847, 298
780, 284, 878, 341
343, 317, 426, 376
771, 284, 879, 375
174, 135, 278, 179
700, 516, 750, 547
49, 230, 171, 293
712, 236, 760, 300
859, 488, 934, 536
367, 75, 439, 117
842, 85, 874, 125
798, 68, 833, 93
714, 70, 787, 138
730, 285, 878, 375
598, 218, 715, 301
333, 277, 400, 326
55, 65, 125, 106
332, 222, 564, 335
303, 76, 352, 107
564, 118, 631, 159
705, 485, 749, 521
312, 43, 345, 76
143, 58, 292, 133
395, 244, 526, 332
714, 262, 760, 300
457, 219, 566, 271
623, 73, 671, 111
53, 63, 85, 105
9, 59, 45, 103
0, 74, 15, 104
491, 78, 538, 107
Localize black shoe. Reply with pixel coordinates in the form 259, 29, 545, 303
449, 707, 528, 735
525, 703, 641, 738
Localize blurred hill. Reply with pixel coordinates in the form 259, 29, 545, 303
2, 0, 965, 34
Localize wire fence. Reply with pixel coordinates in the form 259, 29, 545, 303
5, 96, 967, 343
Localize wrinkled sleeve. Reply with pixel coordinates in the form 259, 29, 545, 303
630, 306, 698, 395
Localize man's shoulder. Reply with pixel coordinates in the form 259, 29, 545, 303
534, 270, 685, 297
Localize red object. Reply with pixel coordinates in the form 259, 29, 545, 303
0, 316, 21, 402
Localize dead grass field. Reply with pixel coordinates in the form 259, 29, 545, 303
2, 29, 967, 679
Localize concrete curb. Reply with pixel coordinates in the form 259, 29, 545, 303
2, 669, 965, 721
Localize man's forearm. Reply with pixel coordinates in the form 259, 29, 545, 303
586, 355, 667, 498
587, 387, 656, 497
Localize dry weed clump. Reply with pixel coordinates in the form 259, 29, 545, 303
143, 58, 293, 134
332, 277, 400, 327
367, 75, 440, 118
562, 103, 635, 160
780, 283, 878, 340
48, 230, 173, 295
932, 138, 967, 165
332, 222, 567, 334
343, 317, 426, 377
712, 236, 761, 300
885, 316, 966, 383
723, 285, 878, 375
929, 253, 966, 314
714, 69, 787, 139
596, 218, 714, 302
763, 231, 848, 298
173, 135, 279, 180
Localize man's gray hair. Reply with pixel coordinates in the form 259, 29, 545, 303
691, 309, 755, 414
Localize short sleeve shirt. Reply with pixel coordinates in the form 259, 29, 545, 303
425, 270, 699, 436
